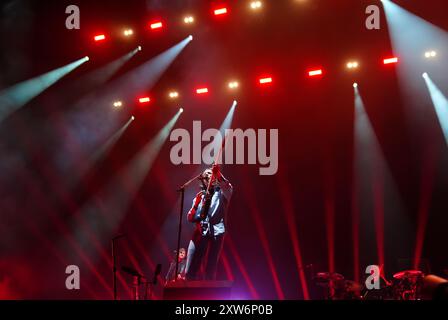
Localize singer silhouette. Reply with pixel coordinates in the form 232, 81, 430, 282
185, 164, 233, 281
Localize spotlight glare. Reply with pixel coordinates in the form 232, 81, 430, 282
425, 50, 437, 59
189, 35, 193, 41
346, 61, 359, 69
250, 1, 262, 10
169, 91, 179, 99
180, 108, 184, 113
353, 83, 358, 88
137, 46, 142, 51
113, 101, 123, 108
123, 29, 134, 36
308, 69, 323, 77
383, 57, 398, 64
84, 56, 90, 61
228, 81, 239, 89
422, 72, 428, 78
214, 7, 228, 16
139, 97, 151, 104
196, 87, 209, 95
150, 21, 163, 30
259, 77, 273, 84
131, 116, 135, 121
184, 16, 195, 24
94, 34, 106, 41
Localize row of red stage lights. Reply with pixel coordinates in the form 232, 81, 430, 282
93, 5, 228, 41
91, 1, 294, 42
111, 56, 398, 107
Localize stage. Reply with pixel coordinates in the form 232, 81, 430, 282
0, 0, 448, 303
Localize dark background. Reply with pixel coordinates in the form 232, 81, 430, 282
0, 0, 447, 299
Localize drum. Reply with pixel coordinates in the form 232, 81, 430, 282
392, 270, 424, 300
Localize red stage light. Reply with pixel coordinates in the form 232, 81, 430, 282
259, 77, 273, 85
196, 87, 209, 94
383, 57, 398, 65
139, 97, 151, 104
308, 69, 323, 77
150, 21, 163, 30
94, 34, 106, 41
214, 7, 228, 16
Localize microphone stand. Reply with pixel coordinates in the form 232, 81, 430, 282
175, 173, 203, 281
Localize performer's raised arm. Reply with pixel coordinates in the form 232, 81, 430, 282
211, 164, 233, 200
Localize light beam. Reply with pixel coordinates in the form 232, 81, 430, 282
0, 56, 89, 123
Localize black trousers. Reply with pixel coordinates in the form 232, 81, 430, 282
186, 230, 224, 280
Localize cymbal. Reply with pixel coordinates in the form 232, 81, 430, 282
314, 272, 345, 283
393, 270, 423, 280
122, 266, 146, 278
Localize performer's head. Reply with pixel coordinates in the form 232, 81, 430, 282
178, 248, 186, 260
200, 168, 218, 190
202, 168, 212, 181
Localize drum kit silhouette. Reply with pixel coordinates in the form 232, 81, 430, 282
313, 270, 424, 300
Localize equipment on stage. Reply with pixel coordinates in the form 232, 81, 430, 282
122, 266, 146, 300
122, 266, 145, 278
163, 280, 233, 300
314, 272, 345, 285
362, 269, 424, 300
121, 264, 162, 300
111, 233, 127, 300
361, 282, 394, 300
342, 280, 363, 300
313, 272, 346, 300
312, 269, 425, 300
393, 269, 424, 280
392, 270, 424, 300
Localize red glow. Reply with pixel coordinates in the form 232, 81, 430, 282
277, 174, 310, 300
373, 164, 385, 268
214, 7, 228, 15
13, 141, 113, 297
308, 69, 323, 77
139, 97, 151, 104
259, 77, 273, 85
226, 235, 260, 299
150, 21, 163, 30
324, 170, 335, 275
244, 180, 285, 300
414, 146, 437, 269
196, 87, 209, 94
94, 34, 106, 41
383, 57, 398, 64
113, 160, 172, 276
221, 252, 235, 281
351, 181, 360, 283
